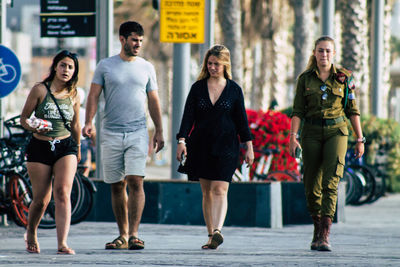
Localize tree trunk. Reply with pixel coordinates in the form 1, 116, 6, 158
217, 0, 244, 85
383, 2, 394, 118
250, 42, 262, 109
291, 0, 312, 80
338, 0, 370, 114
269, 1, 292, 109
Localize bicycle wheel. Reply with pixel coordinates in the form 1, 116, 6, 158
342, 168, 363, 205
265, 170, 299, 182
368, 169, 386, 204
8, 173, 32, 228
348, 165, 376, 205
71, 173, 95, 224
341, 169, 355, 204
38, 173, 83, 229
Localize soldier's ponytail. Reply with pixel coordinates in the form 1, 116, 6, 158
305, 55, 317, 71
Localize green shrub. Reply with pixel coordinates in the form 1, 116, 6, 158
351, 116, 400, 192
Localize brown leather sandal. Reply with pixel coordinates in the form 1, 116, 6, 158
201, 234, 213, 249
128, 236, 145, 250
208, 229, 224, 249
105, 236, 128, 249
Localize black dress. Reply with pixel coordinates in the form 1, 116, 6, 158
176, 79, 252, 182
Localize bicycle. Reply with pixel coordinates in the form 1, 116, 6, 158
364, 147, 388, 204
0, 139, 32, 227
233, 147, 300, 182
343, 145, 376, 205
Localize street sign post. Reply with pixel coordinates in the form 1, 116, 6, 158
0, 45, 21, 98
160, 0, 205, 43
40, 14, 95, 37
40, 0, 96, 37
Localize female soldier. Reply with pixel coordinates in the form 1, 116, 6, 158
289, 36, 365, 251
21, 50, 81, 255
176, 45, 254, 250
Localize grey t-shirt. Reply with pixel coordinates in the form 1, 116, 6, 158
92, 55, 158, 132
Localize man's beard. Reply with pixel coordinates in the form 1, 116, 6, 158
124, 44, 138, 57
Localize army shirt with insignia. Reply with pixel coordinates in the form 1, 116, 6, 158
291, 64, 360, 119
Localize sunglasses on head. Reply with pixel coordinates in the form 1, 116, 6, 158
59, 50, 78, 59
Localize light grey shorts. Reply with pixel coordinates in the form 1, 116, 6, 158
101, 127, 149, 184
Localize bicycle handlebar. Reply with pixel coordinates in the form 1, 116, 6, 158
253, 147, 280, 156
239, 143, 280, 155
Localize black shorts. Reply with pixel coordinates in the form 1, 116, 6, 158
26, 136, 78, 166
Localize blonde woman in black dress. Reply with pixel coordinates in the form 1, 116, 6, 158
176, 45, 254, 249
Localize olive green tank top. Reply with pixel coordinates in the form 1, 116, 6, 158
35, 92, 74, 137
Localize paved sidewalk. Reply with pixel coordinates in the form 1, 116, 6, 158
1, 194, 399, 266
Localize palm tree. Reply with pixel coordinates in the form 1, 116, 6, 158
382, 1, 395, 118
289, 0, 312, 80
244, 0, 278, 110
217, 0, 244, 85
268, 0, 293, 109
337, 0, 370, 114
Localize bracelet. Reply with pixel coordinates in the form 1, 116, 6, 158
77, 143, 81, 147
178, 139, 186, 145
290, 132, 297, 136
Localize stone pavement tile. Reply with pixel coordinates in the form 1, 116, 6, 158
0, 194, 400, 266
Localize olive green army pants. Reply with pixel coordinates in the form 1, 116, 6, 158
300, 122, 348, 219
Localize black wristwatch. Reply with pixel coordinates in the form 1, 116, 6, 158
356, 137, 366, 143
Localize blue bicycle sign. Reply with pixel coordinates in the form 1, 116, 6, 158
0, 58, 17, 83
0, 45, 21, 98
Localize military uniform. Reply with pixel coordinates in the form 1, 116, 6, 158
291, 65, 360, 218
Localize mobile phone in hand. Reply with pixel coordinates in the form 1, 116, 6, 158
181, 153, 186, 166
295, 147, 302, 159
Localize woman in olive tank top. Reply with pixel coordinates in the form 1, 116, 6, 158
20, 50, 81, 255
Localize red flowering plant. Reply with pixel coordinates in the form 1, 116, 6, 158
241, 109, 299, 180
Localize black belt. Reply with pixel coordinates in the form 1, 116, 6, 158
305, 116, 345, 126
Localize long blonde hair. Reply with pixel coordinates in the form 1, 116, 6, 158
305, 36, 335, 70
197, 44, 232, 80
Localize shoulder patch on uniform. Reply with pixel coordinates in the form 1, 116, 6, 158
335, 72, 346, 84
337, 67, 352, 77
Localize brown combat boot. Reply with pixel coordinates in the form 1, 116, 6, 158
318, 216, 332, 251
310, 215, 321, 250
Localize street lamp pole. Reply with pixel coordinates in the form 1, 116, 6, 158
321, 0, 335, 37
0, 0, 6, 138
94, 0, 113, 179
0, 0, 8, 226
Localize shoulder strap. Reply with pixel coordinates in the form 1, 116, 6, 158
43, 82, 71, 132
343, 78, 349, 109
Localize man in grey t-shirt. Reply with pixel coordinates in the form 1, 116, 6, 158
83, 21, 164, 250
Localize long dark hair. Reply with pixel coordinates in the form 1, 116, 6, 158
43, 50, 79, 97
305, 36, 335, 70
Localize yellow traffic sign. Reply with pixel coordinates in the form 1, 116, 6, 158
160, 0, 205, 43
